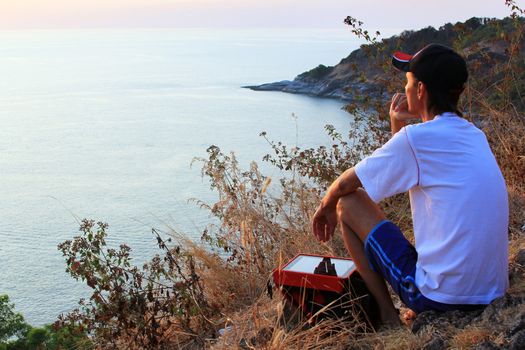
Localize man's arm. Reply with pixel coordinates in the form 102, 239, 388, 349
312, 168, 362, 242
322, 168, 362, 207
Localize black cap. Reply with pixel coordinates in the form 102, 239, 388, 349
392, 44, 468, 91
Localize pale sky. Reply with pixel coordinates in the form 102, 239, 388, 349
0, 0, 514, 33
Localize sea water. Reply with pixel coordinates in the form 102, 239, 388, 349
0, 28, 359, 325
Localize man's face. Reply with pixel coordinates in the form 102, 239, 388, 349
405, 72, 423, 115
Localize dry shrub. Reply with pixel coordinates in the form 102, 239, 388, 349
482, 110, 525, 239
57, 220, 218, 349
192, 146, 332, 289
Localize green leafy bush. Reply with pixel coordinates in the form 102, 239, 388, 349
0, 295, 90, 350
0, 295, 28, 343
56, 220, 216, 348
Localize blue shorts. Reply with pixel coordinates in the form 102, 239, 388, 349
364, 220, 485, 314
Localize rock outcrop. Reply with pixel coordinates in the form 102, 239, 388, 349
244, 79, 379, 101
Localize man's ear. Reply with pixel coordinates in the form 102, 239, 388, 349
417, 81, 426, 100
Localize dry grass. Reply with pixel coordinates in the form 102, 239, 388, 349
451, 327, 493, 349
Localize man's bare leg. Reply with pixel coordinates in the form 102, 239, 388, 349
336, 188, 400, 326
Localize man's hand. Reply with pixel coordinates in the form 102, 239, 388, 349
312, 168, 362, 242
312, 201, 338, 242
389, 93, 418, 121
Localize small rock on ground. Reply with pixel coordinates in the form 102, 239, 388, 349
472, 341, 501, 350
422, 337, 446, 350
509, 330, 525, 350
412, 309, 483, 334
515, 249, 525, 265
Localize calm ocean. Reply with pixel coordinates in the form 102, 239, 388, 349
0, 28, 358, 325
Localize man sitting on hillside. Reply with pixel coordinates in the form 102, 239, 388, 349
311, 44, 509, 325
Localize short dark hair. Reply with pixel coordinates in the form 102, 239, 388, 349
426, 85, 465, 117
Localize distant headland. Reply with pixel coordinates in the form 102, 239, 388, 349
244, 17, 521, 102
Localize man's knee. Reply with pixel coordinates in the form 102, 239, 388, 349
336, 188, 386, 241
336, 188, 368, 218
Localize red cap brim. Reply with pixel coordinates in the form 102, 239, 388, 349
392, 51, 413, 72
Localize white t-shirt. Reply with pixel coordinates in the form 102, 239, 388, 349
354, 112, 509, 305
